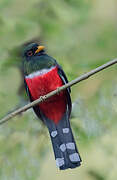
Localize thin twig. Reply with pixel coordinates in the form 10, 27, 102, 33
0, 58, 117, 125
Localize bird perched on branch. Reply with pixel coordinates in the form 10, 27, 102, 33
22, 43, 82, 170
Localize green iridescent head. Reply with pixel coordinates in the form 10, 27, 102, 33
23, 43, 56, 75
23, 43, 45, 61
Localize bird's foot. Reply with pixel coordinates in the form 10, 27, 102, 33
40, 95, 47, 102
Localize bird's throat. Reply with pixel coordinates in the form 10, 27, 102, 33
25, 66, 55, 79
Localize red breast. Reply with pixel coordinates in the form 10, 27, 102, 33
25, 66, 67, 124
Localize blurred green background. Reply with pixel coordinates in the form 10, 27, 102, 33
0, 0, 117, 179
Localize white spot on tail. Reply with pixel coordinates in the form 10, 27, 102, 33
60, 144, 66, 152
51, 131, 57, 137
25, 66, 55, 79
66, 142, 75, 150
56, 158, 64, 167
69, 153, 80, 162
63, 128, 69, 133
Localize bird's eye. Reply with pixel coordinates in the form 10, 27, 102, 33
27, 51, 33, 56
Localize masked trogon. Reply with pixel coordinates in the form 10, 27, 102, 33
22, 43, 82, 170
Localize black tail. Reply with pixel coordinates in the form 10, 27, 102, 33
44, 114, 82, 170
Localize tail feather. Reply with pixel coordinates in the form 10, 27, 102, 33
44, 114, 81, 170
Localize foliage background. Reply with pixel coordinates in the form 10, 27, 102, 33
0, 0, 117, 179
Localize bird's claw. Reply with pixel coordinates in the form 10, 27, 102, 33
56, 88, 60, 95
40, 96, 46, 102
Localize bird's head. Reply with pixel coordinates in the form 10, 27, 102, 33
23, 43, 45, 61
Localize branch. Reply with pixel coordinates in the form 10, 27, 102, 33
0, 58, 117, 125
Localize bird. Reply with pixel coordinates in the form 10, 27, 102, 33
22, 43, 82, 170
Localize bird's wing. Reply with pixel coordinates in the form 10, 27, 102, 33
57, 65, 72, 118
24, 79, 44, 121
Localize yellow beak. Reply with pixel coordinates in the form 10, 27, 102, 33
35, 45, 45, 54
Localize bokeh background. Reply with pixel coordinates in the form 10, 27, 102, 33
0, 0, 117, 179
